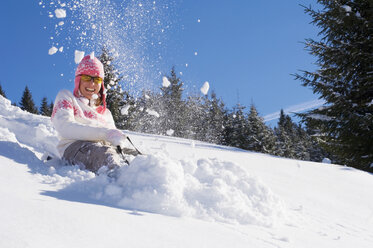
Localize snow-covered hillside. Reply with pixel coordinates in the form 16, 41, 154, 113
1, 94, 372, 248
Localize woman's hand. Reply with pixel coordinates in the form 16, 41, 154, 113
105, 129, 127, 147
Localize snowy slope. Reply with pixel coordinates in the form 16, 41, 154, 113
0, 95, 372, 248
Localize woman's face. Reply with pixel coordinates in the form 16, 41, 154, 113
79, 75, 102, 100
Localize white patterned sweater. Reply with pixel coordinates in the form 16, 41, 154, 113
51, 89, 116, 157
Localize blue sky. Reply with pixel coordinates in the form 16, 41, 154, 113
0, 0, 321, 125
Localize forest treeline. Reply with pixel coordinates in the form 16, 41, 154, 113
0, 60, 330, 165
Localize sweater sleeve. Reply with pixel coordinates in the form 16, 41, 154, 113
104, 108, 117, 129
51, 90, 110, 141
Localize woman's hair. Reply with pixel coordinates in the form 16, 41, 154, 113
95, 94, 103, 106
94, 88, 104, 107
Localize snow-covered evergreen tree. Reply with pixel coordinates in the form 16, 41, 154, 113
159, 68, 187, 137
224, 103, 247, 149
40, 97, 52, 116
19, 86, 38, 114
301, 124, 329, 162
295, 0, 373, 171
293, 124, 311, 161
132, 90, 163, 134
205, 91, 226, 145
49, 101, 54, 116
99, 47, 128, 129
274, 110, 297, 159
246, 104, 276, 154
185, 94, 206, 141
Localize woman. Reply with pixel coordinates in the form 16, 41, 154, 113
52, 53, 138, 173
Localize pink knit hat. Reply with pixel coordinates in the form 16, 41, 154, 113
74, 54, 106, 113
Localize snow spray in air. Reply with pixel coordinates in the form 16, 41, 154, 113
40, 0, 174, 92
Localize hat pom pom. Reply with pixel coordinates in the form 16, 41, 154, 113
89, 52, 95, 60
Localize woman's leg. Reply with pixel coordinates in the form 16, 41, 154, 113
63, 141, 122, 172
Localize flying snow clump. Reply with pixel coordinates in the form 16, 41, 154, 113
74, 50, 85, 64
162, 76, 171, 88
48, 46, 58, 55
55, 9, 66, 18
121, 105, 131, 115
200, 81, 210, 95
146, 109, 160, 118
341, 5, 352, 12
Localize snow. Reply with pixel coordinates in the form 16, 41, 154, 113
341, 5, 352, 12
65, 153, 283, 226
146, 109, 160, 118
74, 50, 85, 64
166, 129, 174, 136
120, 104, 131, 115
162, 76, 170, 87
200, 81, 210, 95
41, 0, 174, 90
308, 113, 333, 121
54, 8, 66, 18
322, 158, 331, 164
48, 46, 58, 55
162, 77, 171, 88
1, 94, 373, 247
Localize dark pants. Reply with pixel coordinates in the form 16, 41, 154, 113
62, 140, 138, 172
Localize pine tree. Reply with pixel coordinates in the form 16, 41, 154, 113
303, 121, 331, 162
224, 103, 247, 149
49, 101, 54, 116
19, 86, 38, 114
121, 91, 141, 131
293, 124, 311, 161
184, 94, 206, 140
159, 67, 187, 137
99, 47, 127, 129
40, 97, 52, 116
132, 90, 163, 134
246, 104, 276, 154
295, 1, 373, 171
274, 110, 297, 158
0, 83, 6, 98
205, 91, 227, 144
